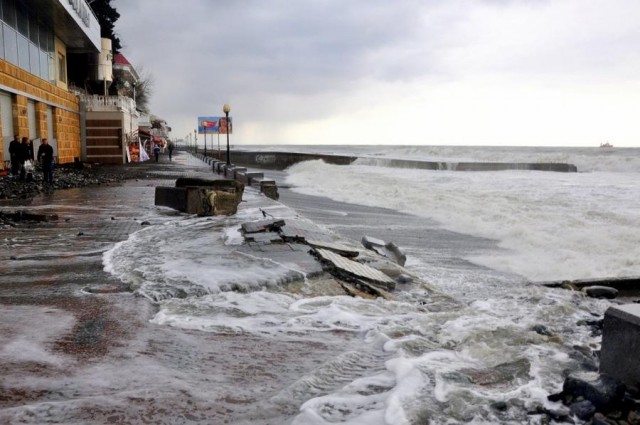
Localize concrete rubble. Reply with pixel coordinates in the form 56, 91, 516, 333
361, 235, 407, 266
239, 216, 418, 300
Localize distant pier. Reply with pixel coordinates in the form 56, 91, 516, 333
203, 150, 578, 172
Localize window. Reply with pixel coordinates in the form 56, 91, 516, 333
28, 13, 38, 44
3, 23, 17, 65
15, 0, 27, 37
29, 41, 38, 75
17, 32, 28, 69
2, 0, 16, 28
39, 50, 48, 80
58, 52, 66, 83
1, 1, 58, 81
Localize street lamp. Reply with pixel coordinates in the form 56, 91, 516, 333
203, 122, 207, 156
194, 129, 197, 153
223, 103, 231, 165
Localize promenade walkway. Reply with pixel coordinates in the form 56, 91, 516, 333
0, 150, 380, 424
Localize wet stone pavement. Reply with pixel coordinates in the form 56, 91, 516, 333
0, 151, 381, 424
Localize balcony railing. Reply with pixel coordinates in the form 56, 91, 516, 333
79, 94, 137, 114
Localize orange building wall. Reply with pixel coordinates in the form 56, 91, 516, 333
0, 59, 81, 165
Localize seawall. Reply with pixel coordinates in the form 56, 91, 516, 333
201, 150, 578, 172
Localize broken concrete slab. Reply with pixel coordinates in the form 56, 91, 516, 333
240, 219, 286, 234
362, 235, 386, 250
384, 241, 407, 267
243, 232, 284, 244
306, 240, 360, 258
279, 219, 335, 243
361, 236, 407, 266
313, 247, 396, 291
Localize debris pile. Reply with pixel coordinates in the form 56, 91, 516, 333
240, 217, 410, 299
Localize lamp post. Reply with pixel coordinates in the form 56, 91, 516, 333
194, 129, 197, 154
223, 104, 231, 165
203, 123, 207, 157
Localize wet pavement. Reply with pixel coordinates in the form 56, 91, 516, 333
0, 150, 523, 424
0, 151, 400, 424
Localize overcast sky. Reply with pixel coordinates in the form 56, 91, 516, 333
112, 0, 640, 147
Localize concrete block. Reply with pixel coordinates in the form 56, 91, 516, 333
175, 177, 233, 189
600, 304, 640, 388
224, 165, 236, 179
185, 187, 204, 214
155, 187, 187, 211
236, 172, 249, 185
245, 172, 264, 185
260, 181, 279, 200
233, 167, 247, 179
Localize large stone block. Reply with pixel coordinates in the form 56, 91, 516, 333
600, 304, 640, 388
156, 179, 244, 215
235, 172, 249, 185
260, 181, 279, 200
245, 172, 264, 185
155, 186, 187, 211
233, 167, 247, 179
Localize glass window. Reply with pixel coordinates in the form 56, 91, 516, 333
2, 0, 16, 28
39, 24, 49, 51
28, 13, 38, 44
39, 50, 48, 80
3, 23, 17, 65
17, 32, 28, 69
46, 32, 53, 53
16, 1, 27, 37
29, 41, 38, 75
58, 52, 66, 83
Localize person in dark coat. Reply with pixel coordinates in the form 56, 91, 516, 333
153, 144, 161, 162
8, 135, 21, 176
37, 138, 54, 183
168, 141, 175, 161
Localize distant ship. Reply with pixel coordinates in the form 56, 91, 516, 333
600, 142, 613, 148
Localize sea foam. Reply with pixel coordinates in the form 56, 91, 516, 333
285, 160, 640, 282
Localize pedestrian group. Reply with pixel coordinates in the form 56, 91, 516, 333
8, 135, 55, 184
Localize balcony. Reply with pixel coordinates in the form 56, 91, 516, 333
79, 94, 138, 115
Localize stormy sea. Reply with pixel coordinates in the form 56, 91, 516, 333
82, 145, 640, 423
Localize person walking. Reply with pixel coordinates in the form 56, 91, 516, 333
168, 141, 175, 161
153, 144, 161, 162
37, 138, 55, 183
8, 135, 21, 177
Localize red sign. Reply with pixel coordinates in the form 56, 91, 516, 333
201, 120, 217, 128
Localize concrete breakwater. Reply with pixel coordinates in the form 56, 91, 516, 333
204, 150, 578, 172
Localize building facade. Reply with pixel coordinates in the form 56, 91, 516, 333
0, 0, 100, 165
